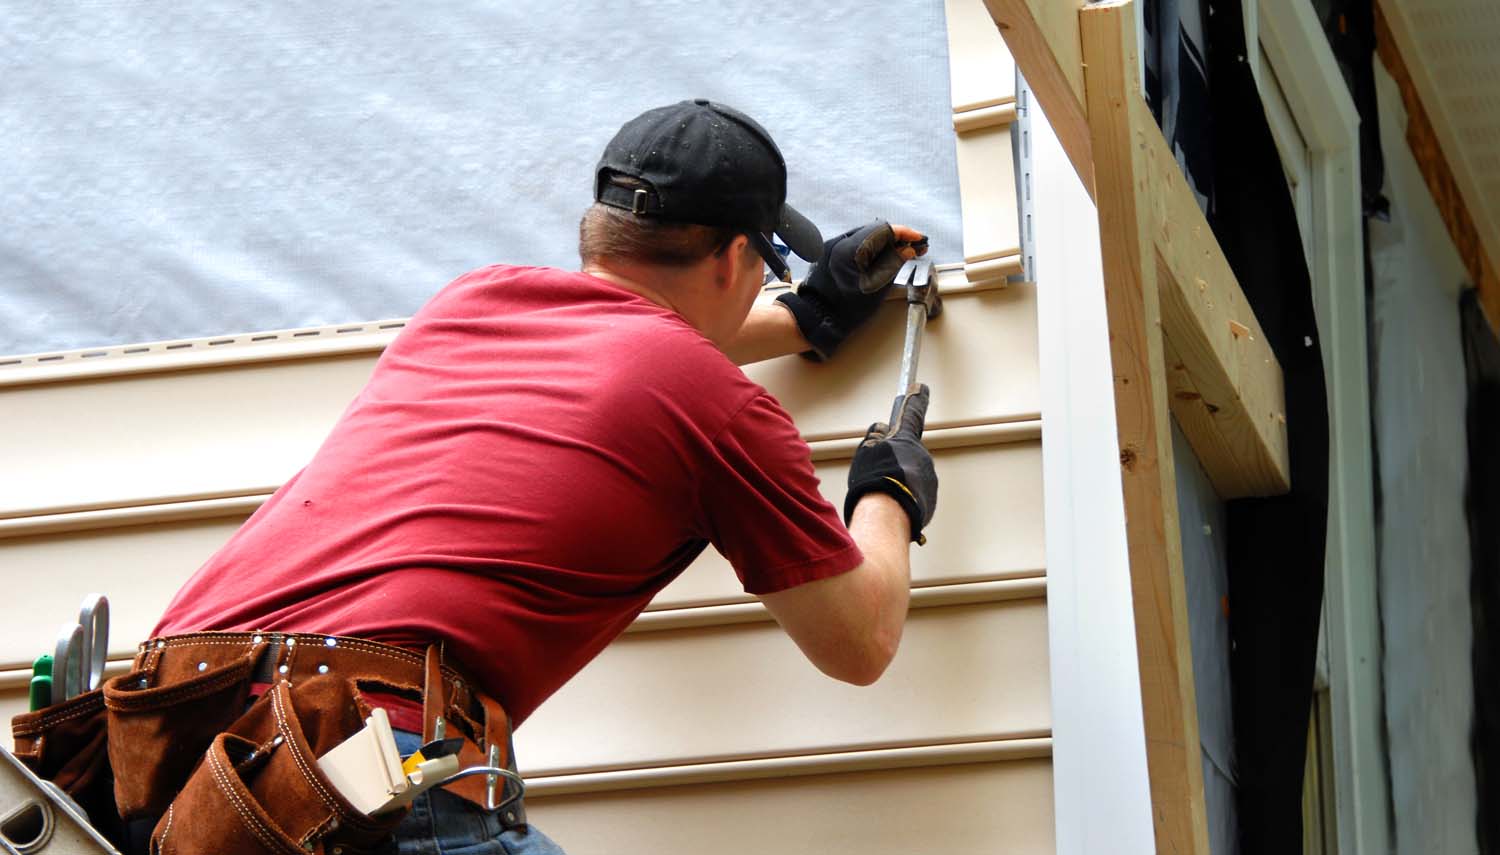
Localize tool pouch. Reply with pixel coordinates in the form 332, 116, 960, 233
10, 688, 120, 838
102, 644, 259, 819
151, 681, 404, 855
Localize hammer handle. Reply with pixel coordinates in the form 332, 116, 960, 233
897, 302, 929, 401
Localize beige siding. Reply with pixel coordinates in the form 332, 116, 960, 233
518, 600, 1049, 775
0, 275, 1049, 850
527, 758, 1056, 855
0, 279, 1034, 520
0, 438, 1041, 674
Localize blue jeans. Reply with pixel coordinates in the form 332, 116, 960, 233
378, 730, 567, 855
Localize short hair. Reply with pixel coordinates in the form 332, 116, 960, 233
578, 202, 753, 268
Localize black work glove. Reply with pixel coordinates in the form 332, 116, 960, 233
843, 385, 938, 544
775, 220, 921, 360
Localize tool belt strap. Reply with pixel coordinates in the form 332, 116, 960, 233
135, 631, 526, 826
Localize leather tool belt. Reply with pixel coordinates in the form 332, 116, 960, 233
12, 632, 526, 855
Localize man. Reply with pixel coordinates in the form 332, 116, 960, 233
141, 99, 938, 853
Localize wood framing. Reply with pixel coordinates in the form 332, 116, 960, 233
980, 2, 1295, 840
1374, 2, 1500, 335
981, 0, 1093, 192
987, 0, 1290, 499
1079, 2, 1211, 851
1147, 122, 1289, 498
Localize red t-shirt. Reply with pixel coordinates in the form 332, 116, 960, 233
155, 265, 861, 725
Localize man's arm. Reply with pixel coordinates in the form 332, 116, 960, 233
759, 387, 938, 685
723, 302, 808, 365
724, 222, 929, 366
759, 493, 912, 684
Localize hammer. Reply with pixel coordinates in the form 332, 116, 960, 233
892, 256, 940, 412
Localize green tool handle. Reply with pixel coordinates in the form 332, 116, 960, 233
29, 654, 53, 710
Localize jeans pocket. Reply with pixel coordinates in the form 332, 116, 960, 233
103, 655, 254, 819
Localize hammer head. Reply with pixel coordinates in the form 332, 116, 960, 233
895, 258, 941, 319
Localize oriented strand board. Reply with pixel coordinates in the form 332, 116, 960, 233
527, 757, 1055, 855
517, 600, 1050, 776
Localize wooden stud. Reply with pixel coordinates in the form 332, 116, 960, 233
983, 0, 1093, 192
1144, 103, 1291, 497
1079, 2, 1212, 853
984, 0, 1290, 497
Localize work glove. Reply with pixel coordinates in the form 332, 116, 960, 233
843, 385, 938, 544
775, 220, 925, 360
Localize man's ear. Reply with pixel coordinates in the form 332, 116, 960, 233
715, 234, 752, 290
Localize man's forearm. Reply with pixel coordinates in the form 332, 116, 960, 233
722, 302, 809, 365
846, 492, 913, 663
756, 493, 914, 686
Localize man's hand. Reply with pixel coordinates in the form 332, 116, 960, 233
775, 221, 929, 360
843, 385, 938, 544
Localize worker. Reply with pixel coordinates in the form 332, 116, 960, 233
116, 99, 938, 854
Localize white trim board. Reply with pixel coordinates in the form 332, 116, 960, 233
1255, 0, 1388, 851
1032, 76, 1156, 853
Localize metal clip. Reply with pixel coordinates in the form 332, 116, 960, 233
486, 744, 501, 810
433, 764, 526, 812
631, 188, 648, 214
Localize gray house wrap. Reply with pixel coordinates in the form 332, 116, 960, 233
2, 2, 964, 357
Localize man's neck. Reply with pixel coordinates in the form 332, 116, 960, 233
580, 264, 682, 314
580, 254, 749, 349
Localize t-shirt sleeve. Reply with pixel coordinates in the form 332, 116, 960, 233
698, 393, 863, 595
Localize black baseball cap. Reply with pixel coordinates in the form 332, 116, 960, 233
594, 99, 823, 281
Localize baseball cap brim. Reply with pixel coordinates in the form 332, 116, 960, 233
775, 203, 823, 264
